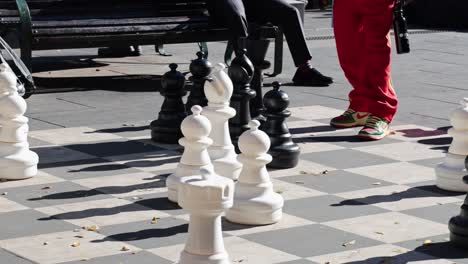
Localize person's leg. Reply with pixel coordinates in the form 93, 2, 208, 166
243, 0, 333, 86
357, 0, 397, 140
207, 0, 249, 38
360, 0, 397, 123
330, 0, 370, 127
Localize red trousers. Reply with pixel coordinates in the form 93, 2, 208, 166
333, 0, 398, 122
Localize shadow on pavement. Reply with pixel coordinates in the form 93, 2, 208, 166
32, 55, 107, 73
30, 177, 166, 201
332, 185, 464, 207
340, 242, 468, 264
33, 74, 162, 93
91, 224, 188, 243
38, 197, 181, 221
85, 125, 150, 134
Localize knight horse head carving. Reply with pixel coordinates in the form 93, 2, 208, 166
204, 63, 233, 105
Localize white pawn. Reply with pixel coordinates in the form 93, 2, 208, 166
203, 63, 242, 180
226, 120, 284, 225
436, 98, 468, 192
178, 168, 234, 264
166, 105, 214, 203
0, 63, 38, 180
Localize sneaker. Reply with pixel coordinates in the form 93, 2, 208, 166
330, 109, 370, 128
357, 115, 391, 140
292, 63, 333, 86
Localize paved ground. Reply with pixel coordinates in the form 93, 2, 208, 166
1, 10, 468, 264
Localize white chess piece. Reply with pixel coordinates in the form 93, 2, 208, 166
178, 168, 233, 264
0, 63, 38, 180
226, 120, 283, 225
203, 63, 242, 180
436, 98, 468, 192
166, 105, 214, 203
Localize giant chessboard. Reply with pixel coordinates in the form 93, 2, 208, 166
0, 105, 467, 264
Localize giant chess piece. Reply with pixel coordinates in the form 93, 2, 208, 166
436, 98, 468, 192
166, 105, 213, 203
261, 82, 300, 169
186, 51, 212, 112
228, 49, 255, 148
0, 63, 38, 180
226, 120, 283, 225
203, 63, 242, 180
247, 38, 271, 123
150, 63, 188, 144
448, 156, 468, 248
178, 168, 234, 264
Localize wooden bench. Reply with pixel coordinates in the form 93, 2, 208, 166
0, 0, 284, 94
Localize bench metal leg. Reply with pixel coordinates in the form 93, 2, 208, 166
266, 28, 283, 77
19, 36, 32, 72
224, 40, 234, 66
247, 38, 270, 123
198, 42, 209, 58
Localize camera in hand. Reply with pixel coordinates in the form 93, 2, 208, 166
393, 0, 410, 54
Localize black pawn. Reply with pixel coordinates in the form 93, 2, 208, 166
186, 51, 212, 112
150, 63, 188, 144
228, 49, 256, 148
449, 155, 468, 248
261, 82, 300, 169
247, 38, 271, 123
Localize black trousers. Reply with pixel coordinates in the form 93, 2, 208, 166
207, 0, 312, 66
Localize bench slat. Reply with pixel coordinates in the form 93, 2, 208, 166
32, 16, 208, 28
32, 28, 232, 50
34, 21, 211, 36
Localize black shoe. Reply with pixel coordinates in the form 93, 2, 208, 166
292, 66, 333, 87
98, 46, 141, 57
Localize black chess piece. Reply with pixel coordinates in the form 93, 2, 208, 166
228, 49, 256, 148
186, 51, 212, 112
150, 63, 188, 144
247, 38, 271, 124
449, 155, 468, 248
261, 82, 300, 169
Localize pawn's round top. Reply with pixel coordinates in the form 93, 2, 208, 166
238, 120, 271, 155
161, 63, 186, 91
190, 51, 212, 78
0, 63, 18, 93
263, 82, 290, 112
181, 105, 211, 139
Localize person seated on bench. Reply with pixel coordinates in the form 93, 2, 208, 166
208, 0, 333, 86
